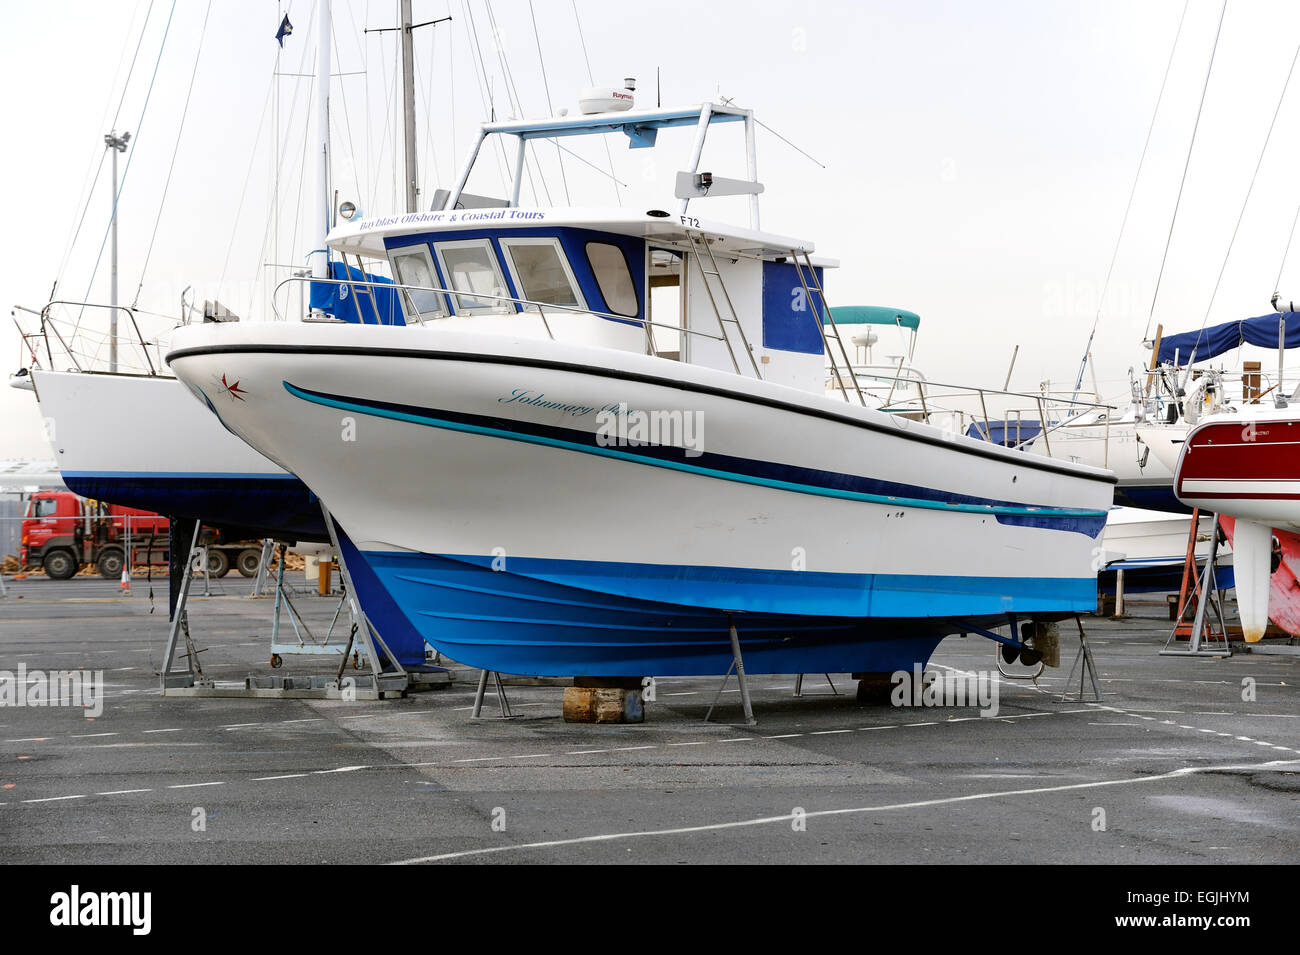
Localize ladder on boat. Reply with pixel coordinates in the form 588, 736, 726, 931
684, 230, 763, 379
790, 249, 866, 406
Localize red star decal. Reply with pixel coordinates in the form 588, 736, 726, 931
220, 374, 248, 401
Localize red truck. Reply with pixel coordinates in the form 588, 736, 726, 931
20, 490, 265, 580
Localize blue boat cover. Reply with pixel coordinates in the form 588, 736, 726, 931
966, 420, 1043, 446
309, 261, 402, 325
1156, 312, 1300, 364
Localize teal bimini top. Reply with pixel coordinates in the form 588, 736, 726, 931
827, 306, 920, 332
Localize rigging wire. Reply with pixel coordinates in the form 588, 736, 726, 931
332, 18, 365, 213
481, 0, 549, 205
249, 0, 318, 319
752, 116, 826, 169
461, 0, 516, 196
570, 0, 620, 204
132, 0, 214, 308
415, 30, 442, 202
219, 66, 275, 292
528, 0, 570, 205
1197, 41, 1300, 334
53, 0, 154, 297
1142, 0, 1229, 342
1275, 201, 1300, 295
1072, 0, 1190, 395
73, 0, 179, 335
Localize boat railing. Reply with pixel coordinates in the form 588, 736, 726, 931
271, 273, 748, 372
12, 300, 163, 378
864, 377, 1114, 460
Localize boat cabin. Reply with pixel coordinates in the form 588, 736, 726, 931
317, 102, 842, 395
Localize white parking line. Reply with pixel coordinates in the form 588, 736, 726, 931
389, 756, 1300, 865
22, 794, 87, 803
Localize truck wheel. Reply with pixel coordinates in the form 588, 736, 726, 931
43, 549, 78, 580
236, 548, 263, 578
191, 549, 230, 578
96, 548, 125, 579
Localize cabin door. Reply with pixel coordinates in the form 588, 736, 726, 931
647, 246, 685, 361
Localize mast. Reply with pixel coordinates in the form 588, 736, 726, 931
311, 0, 332, 297
401, 0, 418, 213
104, 130, 130, 372
365, 10, 450, 214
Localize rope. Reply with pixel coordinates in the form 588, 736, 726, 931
132, 0, 214, 309
1143, 0, 1229, 342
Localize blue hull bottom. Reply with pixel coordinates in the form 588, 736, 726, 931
61, 473, 329, 542
330, 524, 432, 667
359, 550, 1091, 677
1099, 564, 1234, 595
1114, 484, 1188, 515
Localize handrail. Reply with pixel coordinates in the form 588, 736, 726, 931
15, 300, 161, 377
270, 274, 734, 351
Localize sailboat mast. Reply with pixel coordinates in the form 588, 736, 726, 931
312, 0, 332, 288
401, 0, 419, 213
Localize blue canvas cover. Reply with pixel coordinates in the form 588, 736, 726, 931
1156, 312, 1300, 364
309, 260, 402, 325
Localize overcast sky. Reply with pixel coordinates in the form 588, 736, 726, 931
5, 0, 1300, 458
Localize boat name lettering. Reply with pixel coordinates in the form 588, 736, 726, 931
358, 209, 546, 229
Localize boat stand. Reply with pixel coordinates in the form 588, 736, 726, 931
793, 673, 838, 697
159, 508, 417, 698
1060, 615, 1102, 703
248, 538, 276, 597
704, 615, 756, 725
470, 670, 514, 719
267, 542, 358, 669
318, 504, 410, 695
159, 520, 209, 689
1161, 512, 1231, 657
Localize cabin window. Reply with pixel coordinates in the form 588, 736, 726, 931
388, 246, 447, 321
30, 498, 57, 518
433, 239, 511, 314
500, 237, 585, 312
586, 242, 638, 317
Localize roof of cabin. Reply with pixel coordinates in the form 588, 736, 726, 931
480, 103, 749, 141
326, 207, 835, 266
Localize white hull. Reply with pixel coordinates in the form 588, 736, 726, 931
167, 321, 1114, 676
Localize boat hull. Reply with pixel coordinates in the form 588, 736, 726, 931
168, 322, 1114, 677
31, 370, 327, 541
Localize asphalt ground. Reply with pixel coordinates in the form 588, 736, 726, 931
0, 575, 1296, 865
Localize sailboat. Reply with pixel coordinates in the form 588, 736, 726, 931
166, 88, 1115, 679
12, 0, 426, 664
1166, 308, 1300, 641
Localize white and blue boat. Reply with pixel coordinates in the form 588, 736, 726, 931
167, 95, 1116, 678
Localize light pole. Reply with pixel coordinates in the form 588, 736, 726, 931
104, 129, 130, 373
